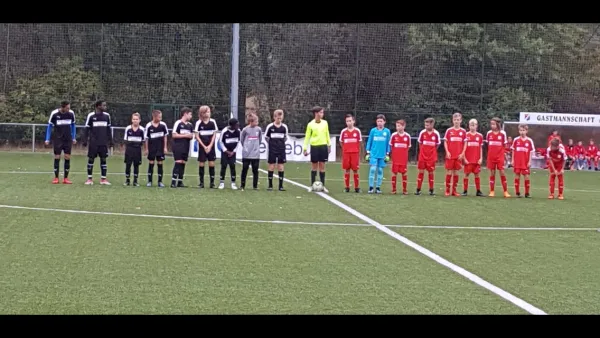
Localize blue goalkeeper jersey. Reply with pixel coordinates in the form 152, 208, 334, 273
366, 127, 391, 159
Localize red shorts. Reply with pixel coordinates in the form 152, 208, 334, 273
444, 158, 462, 170
342, 152, 360, 171
464, 163, 481, 175
392, 163, 407, 174
487, 157, 505, 170
547, 162, 565, 174
418, 160, 436, 172
513, 168, 530, 175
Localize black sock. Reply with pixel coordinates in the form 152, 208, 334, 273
64, 159, 70, 178
241, 161, 249, 187
230, 163, 236, 183
209, 166, 215, 185
319, 171, 325, 186
171, 163, 180, 185
311, 170, 317, 184
199, 166, 205, 184
268, 170, 274, 188
179, 163, 186, 181
278, 171, 284, 188
133, 163, 139, 183
53, 158, 60, 178
157, 163, 163, 183
220, 163, 227, 182
125, 162, 131, 181
148, 163, 155, 183
87, 158, 94, 179
252, 161, 259, 188
100, 158, 107, 179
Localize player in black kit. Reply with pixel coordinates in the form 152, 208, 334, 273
123, 112, 145, 186
83, 100, 113, 185
45, 101, 76, 184
145, 110, 169, 187
265, 109, 289, 191
218, 118, 241, 190
194, 105, 218, 188
171, 107, 194, 188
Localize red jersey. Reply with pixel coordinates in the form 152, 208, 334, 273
574, 145, 585, 157
389, 132, 411, 166
418, 129, 441, 162
586, 145, 598, 157
463, 132, 484, 163
512, 136, 535, 169
444, 127, 466, 159
486, 130, 508, 161
547, 144, 566, 167
339, 127, 362, 154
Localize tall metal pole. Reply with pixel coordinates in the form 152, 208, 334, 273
230, 23, 240, 120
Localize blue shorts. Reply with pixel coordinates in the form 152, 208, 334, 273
369, 157, 387, 168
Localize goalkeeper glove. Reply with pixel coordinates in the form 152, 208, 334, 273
384, 155, 390, 163
365, 152, 370, 162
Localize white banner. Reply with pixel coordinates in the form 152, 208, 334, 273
519, 112, 600, 127
189, 133, 337, 162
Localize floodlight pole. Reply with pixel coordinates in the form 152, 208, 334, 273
230, 23, 240, 120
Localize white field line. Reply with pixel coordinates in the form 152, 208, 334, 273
0, 204, 594, 232
1, 170, 599, 194
236, 161, 548, 315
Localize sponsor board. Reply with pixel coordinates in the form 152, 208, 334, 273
520, 112, 600, 127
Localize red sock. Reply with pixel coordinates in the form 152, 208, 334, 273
353, 173, 359, 189
402, 174, 407, 192
391, 174, 397, 191
525, 179, 530, 195
558, 174, 564, 194
501, 175, 508, 192
475, 176, 481, 191
489, 174, 495, 191
514, 177, 520, 195
463, 177, 469, 192
344, 172, 350, 188
445, 174, 452, 193
549, 174, 556, 195
428, 171, 435, 191
417, 172, 424, 190
452, 175, 459, 193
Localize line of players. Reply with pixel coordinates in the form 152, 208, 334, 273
340, 112, 567, 199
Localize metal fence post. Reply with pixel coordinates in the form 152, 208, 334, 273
32, 124, 35, 152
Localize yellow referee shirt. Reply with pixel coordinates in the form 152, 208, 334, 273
303, 119, 330, 151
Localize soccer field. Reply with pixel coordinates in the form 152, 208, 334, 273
1, 152, 599, 314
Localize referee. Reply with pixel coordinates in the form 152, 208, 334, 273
303, 106, 331, 192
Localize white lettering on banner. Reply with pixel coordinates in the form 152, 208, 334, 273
150, 132, 164, 139
56, 119, 72, 125
189, 133, 336, 162
93, 121, 107, 127
520, 112, 600, 127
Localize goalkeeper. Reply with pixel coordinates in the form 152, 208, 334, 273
365, 114, 391, 194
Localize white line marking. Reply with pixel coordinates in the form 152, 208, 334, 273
0, 204, 594, 232
240, 161, 548, 315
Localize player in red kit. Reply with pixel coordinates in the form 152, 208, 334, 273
586, 139, 598, 171
416, 117, 441, 196
574, 140, 586, 170
443, 112, 466, 197
546, 138, 566, 200
511, 124, 535, 198
339, 114, 362, 193
389, 120, 411, 195
485, 117, 510, 198
565, 139, 575, 170
505, 136, 513, 168
461, 119, 484, 197
547, 130, 562, 147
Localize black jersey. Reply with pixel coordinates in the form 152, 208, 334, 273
124, 125, 145, 149
145, 121, 169, 150
48, 109, 76, 141
194, 118, 218, 145
265, 122, 288, 154
172, 119, 194, 150
84, 111, 112, 146
219, 127, 241, 152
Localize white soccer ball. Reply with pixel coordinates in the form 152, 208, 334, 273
312, 181, 324, 192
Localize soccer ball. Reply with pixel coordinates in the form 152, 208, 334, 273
312, 181, 324, 192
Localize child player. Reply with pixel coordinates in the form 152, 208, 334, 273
45, 101, 76, 184
145, 110, 169, 188
485, 117, 510, 197
461, 119, 484, 197
416, 118, 441, 195
565, 139, 575, 171
586, 139, 598, 171
123, 112, 145, 186
265, 109, 289, 191
339, 114, 362, 193
443, 112, 466, 197
547, 138, 566, 200
240, 113, 262, 191
511, 124, 535, 198
389, 120, 411, 195
574, 140, 586, 170
218, 118, 241, 190
195, 106, 218, 188
365, 114, 391, 194
170, 107, 194, 188
505, 136, 513, 168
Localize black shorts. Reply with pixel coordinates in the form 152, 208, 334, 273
88, 145, 109, 159
147, 148, 165, 162
54, 140, 72, 155
221, 152, 236, 166
173, 151, 189, 162
310, 145, 329, 163
268, 151, 286, 164
198, 147, 217, 162
125, 147, 142, 165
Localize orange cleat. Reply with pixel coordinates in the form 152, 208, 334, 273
503, 191, 511, 198
558, 194, 564, 200
63, 178, 72, 184
52, 177, 60, 184
548, 194, 554, 199
488, 191, 495, 197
